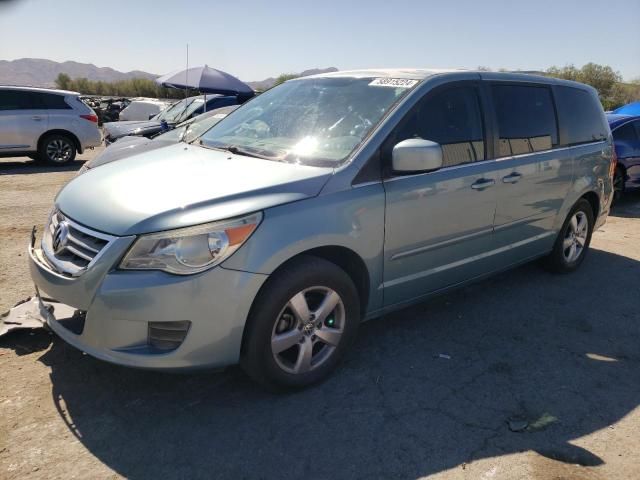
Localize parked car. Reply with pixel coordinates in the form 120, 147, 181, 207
79, 105, 239, 174
0, 86, 102, 164
29, 70, 613, 389
103, 94, 239, 145
117, 98, 173, 121
607, 114, 640, 200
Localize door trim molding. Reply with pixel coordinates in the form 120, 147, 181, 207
390, 227, 493, 261
383, 231, 555, 288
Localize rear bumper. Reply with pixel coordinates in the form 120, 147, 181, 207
29, 239, 267, 370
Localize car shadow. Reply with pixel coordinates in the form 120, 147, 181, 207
2, 248, 639, 479
0, 158, 85, 175
610, 189, 640, 218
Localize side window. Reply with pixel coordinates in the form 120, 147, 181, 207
554, 86, 608, 146
492, 85, 558, 157
613, 122, 639, 143
394, 86, 485, 168
0, 90, 35, 111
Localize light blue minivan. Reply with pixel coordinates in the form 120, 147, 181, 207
29, 69, 614, 389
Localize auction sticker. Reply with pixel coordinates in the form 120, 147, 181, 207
369, 78, 419, 88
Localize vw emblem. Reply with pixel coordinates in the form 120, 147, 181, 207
52, 221, 70, 254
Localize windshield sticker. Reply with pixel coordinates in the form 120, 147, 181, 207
369, 78, 419, 88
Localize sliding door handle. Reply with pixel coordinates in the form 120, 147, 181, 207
502, 172, 522, 184
471, 178, 495, 190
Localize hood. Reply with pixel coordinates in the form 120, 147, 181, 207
56, 143, 333, 236
87, 136, 174, 169
103, 120, 166, 140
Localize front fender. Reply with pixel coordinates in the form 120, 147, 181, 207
222, 184, 386, 314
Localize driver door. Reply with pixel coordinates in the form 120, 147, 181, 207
382, 82, 502, 307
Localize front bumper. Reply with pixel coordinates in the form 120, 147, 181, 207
28, 235, 267, 370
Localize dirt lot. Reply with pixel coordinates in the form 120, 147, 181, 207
1, 152, 640, 479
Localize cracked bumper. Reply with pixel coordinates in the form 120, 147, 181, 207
28, 237, 267, 370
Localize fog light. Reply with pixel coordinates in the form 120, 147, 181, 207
148, 321, 191, 351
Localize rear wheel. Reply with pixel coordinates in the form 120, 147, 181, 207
543, 199, 594, 273
38, 134, 76, 165
241, 256, 360, 390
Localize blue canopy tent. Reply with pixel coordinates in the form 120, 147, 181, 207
613, 101, 640, 116
156, 65, 254, 111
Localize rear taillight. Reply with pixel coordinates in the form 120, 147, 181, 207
609, 147, 618, 179
80, 114, 98, 123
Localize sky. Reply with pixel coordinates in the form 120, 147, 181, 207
0, 0, 639, 81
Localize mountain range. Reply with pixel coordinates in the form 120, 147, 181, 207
0, 58, 338, 90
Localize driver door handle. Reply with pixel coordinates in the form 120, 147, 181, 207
471, 178, 495, 190
31, 115, 43, 121
502, 172, 522, 184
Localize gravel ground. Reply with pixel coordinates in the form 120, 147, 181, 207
1, 152, 639, 479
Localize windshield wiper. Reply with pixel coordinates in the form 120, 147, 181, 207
198, 142, 273, 160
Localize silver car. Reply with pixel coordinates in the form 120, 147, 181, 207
29, 69, 614, 389
0, 86, 102, 164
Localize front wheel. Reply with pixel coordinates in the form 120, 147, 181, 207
543, 199, 594, 273
241, 256, 360, 390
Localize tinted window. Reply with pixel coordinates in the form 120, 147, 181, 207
395, 86, 485, 167
613, 122, 639, 143
492, 85, 558, 157
554, 86, 608, 146
0, 90, 35, 110
33, 93, 71, 109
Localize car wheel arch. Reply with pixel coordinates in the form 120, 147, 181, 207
239, 246, 371, 355
38, 130, 82, 154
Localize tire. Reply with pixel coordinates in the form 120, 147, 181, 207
612, 166, 625, 204
543, 199, 594, 274
241, 255, 360, 391
38, 134, 76, 165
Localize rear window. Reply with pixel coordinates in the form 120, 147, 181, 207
492, 84, 558, 157
554, 86, 608, 146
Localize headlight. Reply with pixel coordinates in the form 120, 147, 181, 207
119, 212, 262, 275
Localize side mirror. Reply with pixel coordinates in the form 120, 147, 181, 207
392, 138, 443, 173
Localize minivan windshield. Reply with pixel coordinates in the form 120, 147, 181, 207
198, 77, 416, 167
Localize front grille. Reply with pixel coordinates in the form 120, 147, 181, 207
42, 210, 115, 277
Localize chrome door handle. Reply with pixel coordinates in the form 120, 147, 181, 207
502, 172, 522, 184
471, 178, 495, 190
31, 116, 43, 121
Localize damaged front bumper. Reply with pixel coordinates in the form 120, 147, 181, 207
27, 226, 267, 370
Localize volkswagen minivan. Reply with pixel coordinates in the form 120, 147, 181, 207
29, 69, 614, 389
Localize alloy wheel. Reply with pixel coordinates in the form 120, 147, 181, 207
271, 286, 345, 374
563, 211, 588, 263
46, 139, 73, 163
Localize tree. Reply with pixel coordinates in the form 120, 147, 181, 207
546, 63, 627, 110
54, 73, 71, 90
273, 73, 299, 87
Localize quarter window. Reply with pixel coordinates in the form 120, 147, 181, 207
492, 85, 558, 157
394, 86, 485, 168
33, 93, 71, 110
554, 86, 608, 146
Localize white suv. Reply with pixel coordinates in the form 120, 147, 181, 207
0, 86, 102, 164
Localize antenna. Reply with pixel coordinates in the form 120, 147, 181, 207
185, 43, 189, 99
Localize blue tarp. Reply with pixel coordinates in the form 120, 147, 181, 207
156, 66, 254, 97
613, 101, 640, 116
